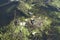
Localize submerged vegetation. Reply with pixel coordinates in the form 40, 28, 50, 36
0, 0, 60, 40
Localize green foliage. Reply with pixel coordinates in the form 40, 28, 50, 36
0, 0, 60, 40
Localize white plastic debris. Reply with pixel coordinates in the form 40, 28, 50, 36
20, 22, 23, 25
39, 17, 41, 19
25, 19, 28, 21
32, 32, 37, 35
28, 12, 33, 15
22, 22, 26, 26
31, 4, 35, 6
19, 22, 26, 26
